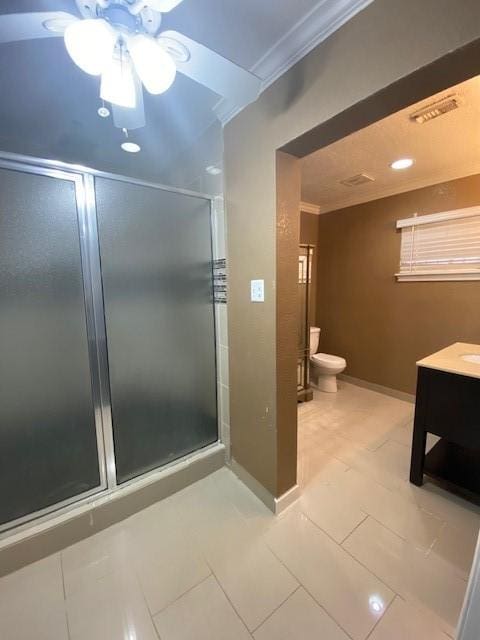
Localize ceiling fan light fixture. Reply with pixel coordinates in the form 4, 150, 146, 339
64, 18, 117, 76
101, 57, 137, 108
128, 34, 176, 95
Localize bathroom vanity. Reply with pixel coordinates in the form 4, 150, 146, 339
410, 343, 480, 502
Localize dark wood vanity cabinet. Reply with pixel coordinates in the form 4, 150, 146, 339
410, 365, 480, 502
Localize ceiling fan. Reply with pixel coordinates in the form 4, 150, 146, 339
0, 0, 261, 137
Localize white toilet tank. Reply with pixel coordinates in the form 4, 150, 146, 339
309, 327, 321, 355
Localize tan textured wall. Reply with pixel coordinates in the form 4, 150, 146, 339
224, 0, 480, 498
276, 152, 301, 495
316, 174, 480, 395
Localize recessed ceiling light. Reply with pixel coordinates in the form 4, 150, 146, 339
206, 165, 222, 176
390, 158, 414, 170
121, 142, 141, 153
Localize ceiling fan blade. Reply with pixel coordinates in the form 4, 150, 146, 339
158, 30, 261, 106
0, 12, 78, 44
144, 0, 185, 12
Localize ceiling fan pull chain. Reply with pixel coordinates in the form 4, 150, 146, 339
97, 100, 110, 118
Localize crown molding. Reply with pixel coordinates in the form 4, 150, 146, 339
316, 161, 480, 214
215, 0, 374, 125
300, 201, 321, 215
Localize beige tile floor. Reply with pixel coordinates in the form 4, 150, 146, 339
1, 381, 479, 639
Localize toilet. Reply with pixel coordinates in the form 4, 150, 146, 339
309, 327, 346, 393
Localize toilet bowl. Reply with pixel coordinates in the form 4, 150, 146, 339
309, 327, 346, 393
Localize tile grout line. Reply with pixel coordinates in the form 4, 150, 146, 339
395, 593, 456, 639
59, 553, 72, 640
357, 511, 443, 556
263, 531, 356, 640
339, 512, 369, 546
141, 567, 213, 619
208, 569, 255, 638
336, 516, 406, 594
319, 449, 447, 551
364, 593, 397, 640
299, 508, 365, 551
59, 552, 67, 601
329, 451, 405, 495
249, 584, 302, 635
338, 515, 464, 634
319, 419, 470, 532
292, 511, 401, 618
338, 514, 464, 634
152, 615, 163, 640
123, 551, 177, 640
297, 392, 470, 634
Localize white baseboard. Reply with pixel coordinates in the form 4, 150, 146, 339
274, 484, 301, 514
230, 458, 300, 514
338, 373, 415, 403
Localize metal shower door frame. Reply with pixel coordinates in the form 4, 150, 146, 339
0, 150, 217, 535
0, 158, 109, 533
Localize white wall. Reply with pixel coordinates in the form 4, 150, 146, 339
458, 534, 480, 639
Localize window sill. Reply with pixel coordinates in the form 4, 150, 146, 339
396, 270, 480, 282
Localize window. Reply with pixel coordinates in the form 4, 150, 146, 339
396, 206, 480, 281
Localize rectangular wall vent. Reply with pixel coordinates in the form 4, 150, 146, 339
410, 95, 460, 124
340, 173, 375, 187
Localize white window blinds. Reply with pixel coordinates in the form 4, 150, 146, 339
396, 206, 480, 281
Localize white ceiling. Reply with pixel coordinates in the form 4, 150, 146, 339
0, 0, 372, 181
301, 75, 480, 213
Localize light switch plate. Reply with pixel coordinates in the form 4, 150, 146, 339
251, 279, 265, 302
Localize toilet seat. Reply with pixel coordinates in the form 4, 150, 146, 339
310, 352, 346, 370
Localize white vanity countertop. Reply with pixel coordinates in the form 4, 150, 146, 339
417, 342, 480, 380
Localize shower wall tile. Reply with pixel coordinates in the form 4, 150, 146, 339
212, 196, 226, 260
221, 423, 231, 462
218, 383, 230, 431
215, 304, 229, 348
212, 196, 229, 460
219, 345, 230, 387
215, 385, 230, 463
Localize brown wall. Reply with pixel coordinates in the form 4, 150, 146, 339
276, 153, 301, 495
316, 174, 480, 395
225, 0, 480, 499
300, 212, 320, 244
300, 211, 320, 325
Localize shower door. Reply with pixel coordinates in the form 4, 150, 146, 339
95, 177, 218, 484
0, 165, 104, 528
0, 155, 218, 531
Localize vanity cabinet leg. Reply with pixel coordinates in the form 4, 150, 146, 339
410, 367, 429, 486
410, 425, 427, 486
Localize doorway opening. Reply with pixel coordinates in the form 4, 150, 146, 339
290, 72, 480, 638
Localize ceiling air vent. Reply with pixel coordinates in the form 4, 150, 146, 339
410, 95, 460, 124
340, 173, 375, 187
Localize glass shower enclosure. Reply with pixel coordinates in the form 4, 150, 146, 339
0, 153, 218, 532
298, 244, 314, 402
